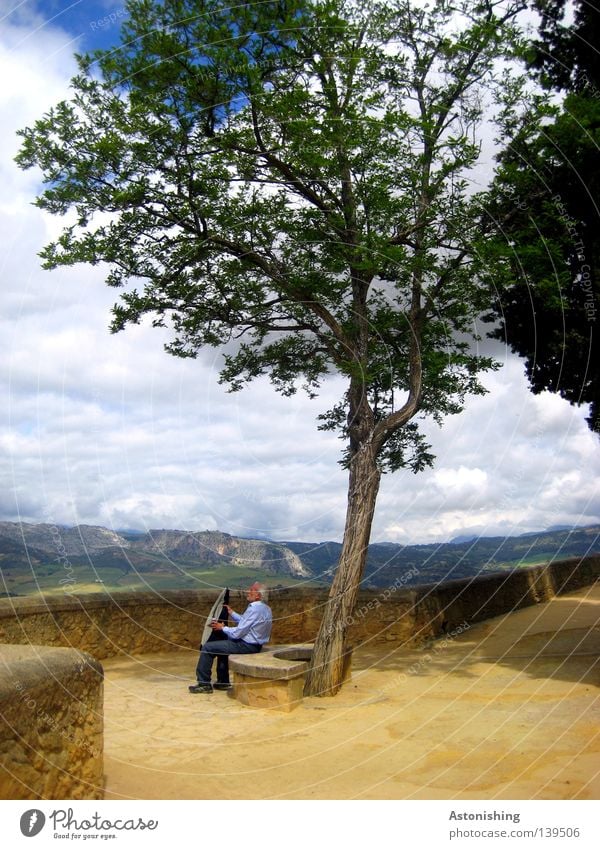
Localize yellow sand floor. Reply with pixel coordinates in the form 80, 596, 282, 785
102, 582, 600, 800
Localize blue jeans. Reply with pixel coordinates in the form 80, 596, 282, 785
195, 638, 262, 684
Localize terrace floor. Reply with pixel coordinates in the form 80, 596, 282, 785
102, 583, 600, 800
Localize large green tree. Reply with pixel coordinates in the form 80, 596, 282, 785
529, 0, 600, 90
17, 0, 531, 695
486, 0, 600, 433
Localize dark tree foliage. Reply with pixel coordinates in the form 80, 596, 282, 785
529, 0, 600, 90
487, 1, 600, 433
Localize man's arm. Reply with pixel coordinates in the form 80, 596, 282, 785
221, 606, 263, 640
222, 604, 241, 622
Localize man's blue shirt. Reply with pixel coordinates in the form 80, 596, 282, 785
222, 600, 272, 645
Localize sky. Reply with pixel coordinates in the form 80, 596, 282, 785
1, 0, 599, 546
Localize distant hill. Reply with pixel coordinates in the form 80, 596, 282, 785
285, 524, 600, 587
0, 521, 598, 596
372, 524, 600, 586
0, 523, 312, 596
0, 522, 309, 575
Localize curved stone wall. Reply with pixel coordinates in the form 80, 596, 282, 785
0, 555, 597, 658
0, 590, 212, 660
0, 645, 103, 799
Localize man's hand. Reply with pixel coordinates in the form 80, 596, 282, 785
210, 621, 224, 631
224, 605, 234, 616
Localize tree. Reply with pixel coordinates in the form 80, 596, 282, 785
17, 0, 530, 695
486, 0, 600, 433
529, 0, 600, 91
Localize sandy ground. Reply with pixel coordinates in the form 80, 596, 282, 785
102, 583, 600, 800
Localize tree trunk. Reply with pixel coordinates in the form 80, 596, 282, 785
303, 442, 381, 696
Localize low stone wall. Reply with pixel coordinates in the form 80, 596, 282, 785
342, 553, 600, 650
0, 591, 212, 660
0, 556, 598, 659
0, 645, 103, 799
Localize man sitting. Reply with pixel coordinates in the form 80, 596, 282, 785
189, 582, 272, 694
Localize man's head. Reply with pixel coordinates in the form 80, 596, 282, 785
247, 582, 268, 603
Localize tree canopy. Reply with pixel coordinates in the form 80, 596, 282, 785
486, 0, 600, 432
529, 0, 600, 91
17, 0, 534, 694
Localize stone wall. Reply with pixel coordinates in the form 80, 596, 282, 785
0, 645, 103, 799
340, 554, 600, 649
0, 555, 597, 657
0, 591, 211, 660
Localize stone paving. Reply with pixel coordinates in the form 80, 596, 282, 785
102, 583, 600, 800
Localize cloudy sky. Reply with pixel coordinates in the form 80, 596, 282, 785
1, 0, 599, 546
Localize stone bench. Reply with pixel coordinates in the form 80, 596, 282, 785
229, 644, 352, 712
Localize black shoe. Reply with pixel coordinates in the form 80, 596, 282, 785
213, 682, 233, 691
189, 683, 213, 694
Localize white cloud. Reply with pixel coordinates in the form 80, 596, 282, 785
1, 5, 599, 548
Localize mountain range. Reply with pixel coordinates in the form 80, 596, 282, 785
0, 521, 598, 596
